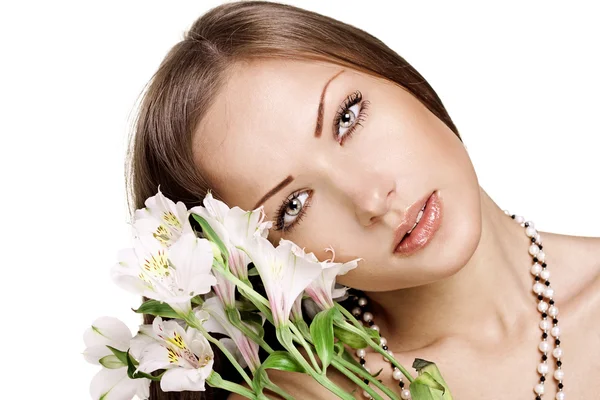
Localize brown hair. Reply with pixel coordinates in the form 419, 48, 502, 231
126, 1, 461, 398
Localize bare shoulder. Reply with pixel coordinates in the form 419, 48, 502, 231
541, 232, 600, 321
226, 367, 357, 400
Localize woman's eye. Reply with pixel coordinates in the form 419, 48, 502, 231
337, 103, 361, 141
334, 90, 369, 145
274, 190, 311, 232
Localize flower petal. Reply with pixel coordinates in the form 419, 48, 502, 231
160, 367, 211, 392
83, 317, 132, 364
90, 367, 149, 400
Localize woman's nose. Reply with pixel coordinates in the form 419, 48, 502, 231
354, 186, 396, 226
328, 164, 396, 226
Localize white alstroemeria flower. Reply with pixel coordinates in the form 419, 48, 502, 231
111, 232, 216, 315
132, 317, 214, 392
212, 268, 236, 308
244, 237, 323, 327
290, 293, 304, 323
190, 191, 272, 280
83, 317, 150, 400
284, 242, 361, 310
200, 296, 262, 372
133, 186, 193, 248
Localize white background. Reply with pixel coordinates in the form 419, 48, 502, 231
1, 1, 598, 398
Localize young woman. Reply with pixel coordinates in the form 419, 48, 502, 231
126, 1, 600, 399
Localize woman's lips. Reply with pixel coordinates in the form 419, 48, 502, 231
393, 190, 442, 256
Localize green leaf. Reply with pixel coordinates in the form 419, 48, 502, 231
191, 213, 229, 264
333, 325, 368, 349
99, 355, 126, 369
247, 267, 259, 276
235, 299, 259, 312
191, 295, 204, 306
309, 308, 336, 371
132, 300, 181, 319
106, 346, 129, 366
295, 319, 311, 342
364, 327, 381, 343
412, 359, 453, 399
125, 350, 162, 381
409, 372, 448, 400
262, 351, 305, 373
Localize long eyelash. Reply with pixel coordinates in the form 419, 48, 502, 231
273, 190, 312, 234
333, 90, 370, 145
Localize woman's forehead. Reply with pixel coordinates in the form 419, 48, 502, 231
192, 59, 349, 209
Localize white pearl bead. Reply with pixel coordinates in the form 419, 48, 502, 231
401, 389, 411, 399
554, 369, 564, 380
535, 233, 542, 244
531, 263, 542, 275
515, 215, 525, 224
358, 297, 368, 307
362, 390, 373, 398
526, 226, 537, 237
553, 347, 563, 359
533, 282, 545, 294
544, 287, 554, 298
548, 306, 559, 317
534, 383, 545, 395
379, 337, 387, 346
352, 307, 362, 316
363, 312, 373, 322
537, 362, 549, 374
392, 369, 403, 380
371, 324, 380, 332
540, 319, 551, 330
537, 251, 546, 262
539, 341, 550, 352
504, 209, 511, 215
529, 244, 540, 256
526, 221, 535, 229
556, 392, 565, 400
383, 350, 393, 362
538, 301, 549, 313
356, 348, 366, 358
551, 326, 561, 337
540, 269, 550, 280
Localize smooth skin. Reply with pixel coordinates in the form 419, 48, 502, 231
192, 59, 600, 399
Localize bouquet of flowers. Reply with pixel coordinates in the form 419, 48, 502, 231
83, 188, 453, 400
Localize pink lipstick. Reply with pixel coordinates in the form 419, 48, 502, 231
393, 190, 442, 256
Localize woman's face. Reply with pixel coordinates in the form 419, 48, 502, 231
193, 59, 482, 291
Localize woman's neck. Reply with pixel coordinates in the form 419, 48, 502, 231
363, 190, 539, 353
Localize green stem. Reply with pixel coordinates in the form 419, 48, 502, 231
207, 371, 258, 399
288, 322, 322, 374
335, 302, 364, 331
227, 308, 274, 353
212, 261, 270, 309
336, 318, 414, 384
330, 358, 384, 400
333, 355, 400, 400
277, 326, 355, 400
186, 314, 254, 388
263, 378, 295, 400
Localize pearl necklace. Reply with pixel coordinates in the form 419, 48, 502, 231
349, 211, 565, 400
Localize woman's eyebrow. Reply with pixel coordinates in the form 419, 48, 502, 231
253, 175, 294, 210
253, 69, 345, 210
314, 69, 345, 138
